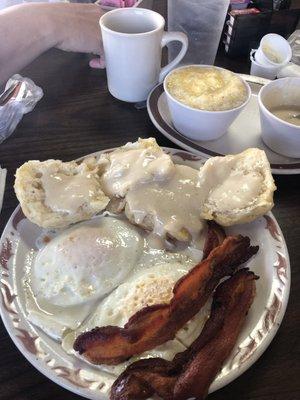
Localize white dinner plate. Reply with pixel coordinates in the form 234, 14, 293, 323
147, 75, 300, 175
0, 148, 290, 400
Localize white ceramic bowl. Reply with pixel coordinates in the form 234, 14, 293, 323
255, 33, 292, 67
258, 77, 300, 158
250, 50, 280, 80
164, 65, 251, 141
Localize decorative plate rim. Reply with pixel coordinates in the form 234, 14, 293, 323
0, 147, 291, 399
147, 81, 300, 175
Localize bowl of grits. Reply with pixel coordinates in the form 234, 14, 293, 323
164, 65, 251, 141
258, 77, 300, 158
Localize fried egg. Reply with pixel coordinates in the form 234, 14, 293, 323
25, 216, 143, 339
62, 262, 189, 375
32, 217, 143, 306
70, 262, 190, 329
62, 260, 209, 376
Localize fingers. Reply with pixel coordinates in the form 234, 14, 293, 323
90, 39, 105, 69
89, 57, 105, 69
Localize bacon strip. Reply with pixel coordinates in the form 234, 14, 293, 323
74, 236, 258, 365
110, 269, 258, 400
202, 221, 226, 260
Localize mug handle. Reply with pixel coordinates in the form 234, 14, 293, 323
159, 31, 188, 82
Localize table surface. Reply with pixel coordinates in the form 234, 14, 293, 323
0, 1, 299, 400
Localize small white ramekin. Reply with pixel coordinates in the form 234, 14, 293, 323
163, 65, 251, 141
255, 33, 292, 67
258, 77, 300, 158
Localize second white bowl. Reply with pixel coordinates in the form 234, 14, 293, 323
258, 77, 300, 158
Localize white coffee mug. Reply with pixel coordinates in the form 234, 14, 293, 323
100, 8, 188, 102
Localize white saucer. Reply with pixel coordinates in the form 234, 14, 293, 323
147, 74, 300, 174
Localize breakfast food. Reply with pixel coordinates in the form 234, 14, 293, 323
100, 137, 175, 198
199, 148, 276, 226
268, 105, 300, 126
26, 216, 143, 339
110, 269, 257, 400
124, 164, 206, 242
73, 235, 258, 365
32, 218, 142, 306
101, 142, 275, 243
62, 261, 195, 375
14, 158, 109, 229
14, 139, 275, 241
165, 66, 248, 111
14, 139, 277, 399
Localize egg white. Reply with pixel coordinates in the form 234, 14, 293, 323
62, 262, 189, 376
68, 262, 190, 331
32, 217, 143, 306
25, 216, 144, 339
62, 259, 210, 375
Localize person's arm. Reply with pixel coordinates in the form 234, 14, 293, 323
0, 3, 105, 84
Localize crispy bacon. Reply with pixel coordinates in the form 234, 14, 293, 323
74, 236, 258, 365
110, 269, 258, 400
202, 221, 226, 260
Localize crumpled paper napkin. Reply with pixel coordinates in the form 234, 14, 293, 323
0, 166, 6, 214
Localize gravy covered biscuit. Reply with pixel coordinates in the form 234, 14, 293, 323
121, 146, 274, 242
14, 138, 275, 238
100, 137, 175, 198
124, 164, 206, 242
14, 158, 109, 229
199, 148, 276, 226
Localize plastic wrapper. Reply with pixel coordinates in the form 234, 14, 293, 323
0, 74, 43, 144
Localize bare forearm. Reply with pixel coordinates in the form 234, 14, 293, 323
0, 3, 103, 85
0, 3, 57, 84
